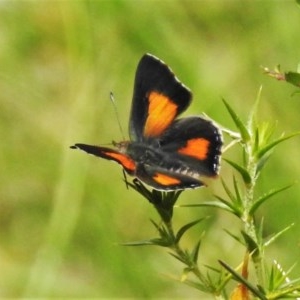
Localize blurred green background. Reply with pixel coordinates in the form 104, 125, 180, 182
1, 0, 300, 298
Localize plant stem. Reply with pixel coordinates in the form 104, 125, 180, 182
243, 151, 257, 240
165, 219, 212, 289
243, 144, 265, 287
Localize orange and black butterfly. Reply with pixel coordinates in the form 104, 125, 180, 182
71, 54, 222, 190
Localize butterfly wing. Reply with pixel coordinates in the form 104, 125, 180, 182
71, 143, 136, 175
72, 55, 222, 191
159, 116, 222, 177
129, 53, 192, 142
135, 164, 204, 191
71, 143, 202, 190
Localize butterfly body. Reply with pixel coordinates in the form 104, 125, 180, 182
72, 54, 222, 191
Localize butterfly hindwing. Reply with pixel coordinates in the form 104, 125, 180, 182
159, 116, 222, 177
129, 54, 192, 141
135, 164, 204, 191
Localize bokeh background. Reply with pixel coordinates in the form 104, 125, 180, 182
1, 0, 300, 298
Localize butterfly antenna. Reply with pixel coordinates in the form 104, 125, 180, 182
110, 91, 125, 140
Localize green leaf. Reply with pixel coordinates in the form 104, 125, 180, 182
203, 264, 221, 274
126, 179, 153, 202
220, 177, 235, 201
161, 189, 182, 207
149, 219, 174, 246
201, 265, 232, 295
182, 200, 231, 211
267, 281, 300, 299
208, 178, 244, 216
121, 236, 173, 247
256, 150, 272, 174
175, 218, 206, 244
252, 121, 278, 159
261, 121, 278, 143
250, 184, 293, 215
219, 260, 267, 299
257, 218, 264, 246
191, 239, 202, 264
121, 219, 175, 247
253, 128, 260, 153
222, 99, 251, 142
268, 260, 296, 291
248, 85, 262, 136
169, 252, 188, 265
224, 229, 245, 245
212, 196, 235, 211
256, 131, 300, 160
150, 219, 164, 234
264, 223, 294, 247
127, 179, 182, 222
224, 158, 252, 185
121, 240, 155, 246
214, 196, 242, 217
285, 71, 300, 87
241, 231, 260, 259
182, 279, 213, 293
232, 175, 243, 207
183, 197, 239, 215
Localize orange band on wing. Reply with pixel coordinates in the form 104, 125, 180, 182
144, 91, 177, 137
178, 138, 210, 160
106, 152, 136, 172
153, 173, 181, 186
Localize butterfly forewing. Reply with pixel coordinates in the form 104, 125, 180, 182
129, 54, 192, 141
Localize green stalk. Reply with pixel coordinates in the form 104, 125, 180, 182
243, 142, 265, 287
164, 219, 212, 292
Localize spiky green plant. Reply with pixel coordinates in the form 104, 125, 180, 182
123, 90, 300, 300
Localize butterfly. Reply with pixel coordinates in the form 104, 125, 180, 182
71, 54, 222, 191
